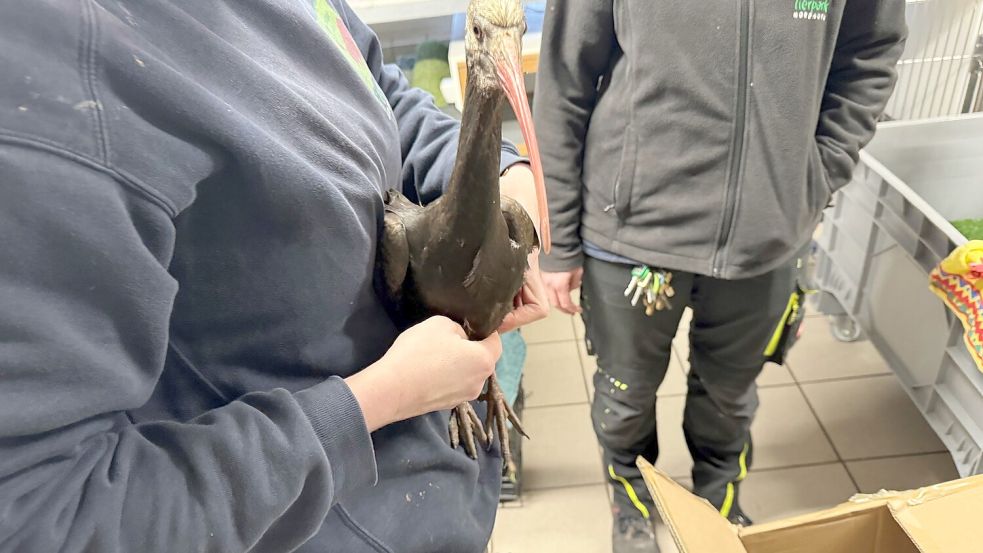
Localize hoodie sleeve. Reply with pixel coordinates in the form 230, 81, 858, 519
816, 0, 906, 192
336, 0, 524, 205
0, 145, 376, 553
532, 0, 617, 272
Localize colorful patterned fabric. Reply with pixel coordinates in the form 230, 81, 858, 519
313, 0, 390, 109
929, 241, 983, 371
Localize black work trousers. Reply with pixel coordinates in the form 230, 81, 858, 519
581, 254, 803, 519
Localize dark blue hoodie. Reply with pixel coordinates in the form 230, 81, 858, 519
0, 1, 521, 551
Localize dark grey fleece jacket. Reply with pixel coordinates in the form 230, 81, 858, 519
0, 1, 522, 552
534, 0, 907, 278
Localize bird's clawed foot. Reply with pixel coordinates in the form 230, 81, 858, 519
482, 373, 528, 478
449, 375, 529, 476
449, 401, 488, 460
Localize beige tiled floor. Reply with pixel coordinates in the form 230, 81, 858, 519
520, 404, 605, 490
490, 308, 959, 553
801, 375, 944, 459
786, 317, 892, 382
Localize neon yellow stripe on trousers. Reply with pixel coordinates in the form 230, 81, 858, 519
737, 443, 749, 481
764, 293, 797, 356
720, 482, 735, 518
721, 443, 750, 518
608, 465, 650, 520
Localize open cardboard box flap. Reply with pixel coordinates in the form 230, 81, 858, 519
638, 457, 746, 552
637, 457, 983, 553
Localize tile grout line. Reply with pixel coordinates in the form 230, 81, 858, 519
744, 460, 844, 477
839, 449, 952, 464
527, 335, 579, 344
520, 481, 613, 495
523, 401, 591, 411
670, 343, 689, 379
521, 318, 590, 415
784, 371, 894, 386
570, 314, 594, 407
571, 313, 617, 512
744, 450, 947, 476
788, 366, 862, 493
530, 315, 614, 510
525, 338, 580, 346
574, 316, 616, 512
522, 482, 616, 494
522, 360, 806, 408
643, 450, 955, 484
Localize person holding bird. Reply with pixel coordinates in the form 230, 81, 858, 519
0, 0, 546, 552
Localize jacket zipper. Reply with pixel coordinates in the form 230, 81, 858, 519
712, 0, 751, 278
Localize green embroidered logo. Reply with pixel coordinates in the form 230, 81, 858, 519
793, 0, 829, 20
313, 0, 391, 110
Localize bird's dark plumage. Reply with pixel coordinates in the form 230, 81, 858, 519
378, 189, 537, 340
374, 0, 547, 474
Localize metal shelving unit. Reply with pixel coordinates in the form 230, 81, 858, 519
886, 0, 983, 120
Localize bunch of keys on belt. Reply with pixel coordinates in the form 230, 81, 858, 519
624, 265, 675, 316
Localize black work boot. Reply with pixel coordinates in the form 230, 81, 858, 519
612, 513, 659, 553
727, 504, 753, 527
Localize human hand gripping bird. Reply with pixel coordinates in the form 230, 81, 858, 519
375, 0, 550, 476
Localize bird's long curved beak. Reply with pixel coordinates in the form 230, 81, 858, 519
496, 41, 551, 254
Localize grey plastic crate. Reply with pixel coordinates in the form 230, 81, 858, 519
813, 114, 983, 476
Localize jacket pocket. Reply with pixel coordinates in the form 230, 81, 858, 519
807, 140, 832, 212
613, 125, 638, 219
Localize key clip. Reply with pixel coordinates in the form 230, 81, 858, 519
624, 265, 675, 316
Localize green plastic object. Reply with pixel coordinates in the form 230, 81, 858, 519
951, 218, 983, 241
410, 41, 451, 108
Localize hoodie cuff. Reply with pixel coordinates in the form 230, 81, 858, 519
295, 376, 378, 499
500, 141, 527, 174
540, 246, 584, 273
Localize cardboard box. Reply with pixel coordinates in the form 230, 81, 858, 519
638, 457, 983, 553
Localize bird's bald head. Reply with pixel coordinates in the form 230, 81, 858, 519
464, 0, 527, 94
469, 0, 524, 29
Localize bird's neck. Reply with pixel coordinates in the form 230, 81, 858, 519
443, 78, 504, 237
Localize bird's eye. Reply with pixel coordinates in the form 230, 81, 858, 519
472, 25, 483, 41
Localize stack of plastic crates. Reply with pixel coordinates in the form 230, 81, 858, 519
813, 114, 983, 476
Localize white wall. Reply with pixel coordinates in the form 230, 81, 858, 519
347, 0, 467, 25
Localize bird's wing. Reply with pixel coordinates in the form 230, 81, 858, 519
463, 249, 484, 290
500, 195, 539, 253
378, 209, 410, 304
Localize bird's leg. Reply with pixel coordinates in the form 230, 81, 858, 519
449, 408, 460, 450
482, 373, 528, 477
449, 402, 488, 459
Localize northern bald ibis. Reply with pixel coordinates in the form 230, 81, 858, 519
376, 0, 550, 474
